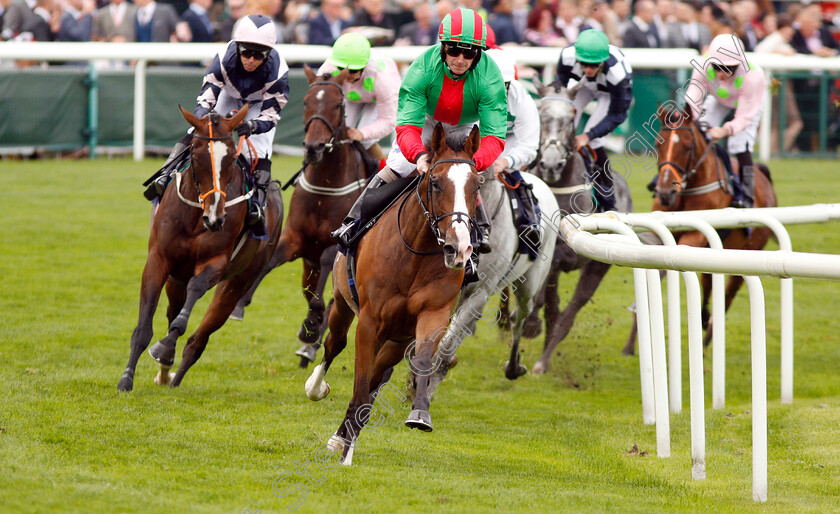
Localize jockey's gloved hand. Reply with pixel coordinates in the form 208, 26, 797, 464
236, 120, 257, 138
416, 153, 431, 174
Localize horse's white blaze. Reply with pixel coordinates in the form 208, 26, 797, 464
671, 132, 680, 144
316, 90, 325, 101
447, 163, 473, 263
206, 140, 227, 222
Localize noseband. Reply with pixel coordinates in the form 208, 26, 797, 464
304, 81, 352, 152
399, 158, 478, 255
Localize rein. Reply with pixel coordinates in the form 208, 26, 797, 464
657, 122, 726, 196
399, 158, 477, 255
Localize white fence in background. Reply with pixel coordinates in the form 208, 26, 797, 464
1, 42, 839, 160
561, 204, 840, 502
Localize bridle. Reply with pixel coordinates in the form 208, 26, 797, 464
176, 114, 253, 209
303, 80, 353, 152
657, 121, 723, 196
399, 158, 478, 255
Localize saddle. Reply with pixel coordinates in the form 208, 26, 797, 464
342, 175, 422, 253
497, 171, 542, 261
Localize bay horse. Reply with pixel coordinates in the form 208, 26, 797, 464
231, 66, 371, 366
117, 105, 283, 391
527, 78, 633, 376
419, 167, 560, 401
304, 123, 481, 465
622, 103, 777, 354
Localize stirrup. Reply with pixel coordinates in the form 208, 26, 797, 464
331, 220, 358, 247
477, 228, 491, 254
143, 174, 169, 201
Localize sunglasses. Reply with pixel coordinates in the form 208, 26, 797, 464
444, 44, 479, 60
580, 62, 602, 69
336, 67, 363, 75
238, 45, 269, 61
711, 63, 738, 75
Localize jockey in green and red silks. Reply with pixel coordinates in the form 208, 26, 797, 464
331, 7, 507, 254
393, 8, 508, 175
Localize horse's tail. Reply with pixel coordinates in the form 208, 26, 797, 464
756, 162, 772, 183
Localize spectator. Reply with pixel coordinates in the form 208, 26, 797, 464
306, 0, 349, 46
754, 13, 801, 154
587, 0, 622, 46
349, 0, 397, 46
459, 0, 487, 22
731, 0, 759, 50
2, 0, 39, 40
394, 1, 436, 46
666, 0, 710, 52
555, 0, 590, 43
92, 0, 137, 42
488, 0, 519, 45
522, 5, 566, 47
218, 0, 246, 41
243, 0, 283, 44
278, 0, 310, 45
20, 0, 55, 41
790, 5, 839, 152
511, 0, 528, 40
134, 0, 180, 42
622, 0, 661, 48
180, 0, 213, 42
57, 0, 94, 41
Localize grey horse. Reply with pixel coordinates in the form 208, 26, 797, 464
528, 78, 633, 375
417, 166, 561, 399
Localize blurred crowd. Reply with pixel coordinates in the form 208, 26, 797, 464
2, 0, 838, 153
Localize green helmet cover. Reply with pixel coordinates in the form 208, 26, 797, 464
575, 29, 610, 63
331, 33, 371, 70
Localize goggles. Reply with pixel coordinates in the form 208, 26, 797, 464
336, 66, 364, 75
238, 44, 270, 61
711, 63, 738, 75
443, 43, 480, 60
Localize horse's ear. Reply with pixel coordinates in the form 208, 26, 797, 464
464, 125, 481, 158
224, 104, 249, 131
335, 68, 350, 84
180, 105, 201, 129
533, 76, 549, 97
304, 64, 316, 84
431, 122, 447, 158
567, 80, 584, 99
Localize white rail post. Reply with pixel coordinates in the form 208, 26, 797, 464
744, 276, 768, 502
133, 59, 148, 162
646, 268, 671, 456
683, 271, 706, 480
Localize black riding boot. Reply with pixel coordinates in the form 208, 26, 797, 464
143, 133, 193, 201
735, 151, 755, 208
590, 147, 616, 211
247, 159, 271, 237
331, 175, 387, 247
475, 200, 491, 254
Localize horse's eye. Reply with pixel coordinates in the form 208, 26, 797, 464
431, 178, 441, 192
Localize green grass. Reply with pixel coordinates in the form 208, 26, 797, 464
1, 156, 840, 513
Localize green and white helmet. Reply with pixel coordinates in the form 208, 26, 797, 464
438, 8, 487, 48
330, 33, 371, 70
575, 29, 610, 64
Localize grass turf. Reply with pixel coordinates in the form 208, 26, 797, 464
1, 156, 839, 513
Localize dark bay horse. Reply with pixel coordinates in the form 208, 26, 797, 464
117, 105, 283, 391
528, 79, 633, 376
622, 104, 777, 354
304, 123, 481, 465
232, 66, 371, 365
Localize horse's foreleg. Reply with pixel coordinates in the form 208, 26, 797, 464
297, 247, 339, 366
328, 315, 378, 465
523, 284, 546, 339
505, 289, 535, 380
406, 309, 451, 432
533, 261, 610, 375
119, 255, 170, 391
305, 291, 354, 401
152, 279, 187, 385
149, 261, 224, 368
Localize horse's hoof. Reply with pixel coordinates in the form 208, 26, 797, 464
305, 365, 330, 401
295, 343, 318, 363
505, 361, 528, 380
532, 361, 547, 375
229, 304, 245, 321
622, 346, 635, 357
148, 342, 175, 367
154, 368, 175, 386
326, 434, 355, 466
405, 409, 433, 432
522, 319, 543, 339
117, 376, 133, 392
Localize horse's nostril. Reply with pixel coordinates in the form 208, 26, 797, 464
443, 244, 456, 258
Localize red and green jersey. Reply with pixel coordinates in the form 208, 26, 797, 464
396, 45, 508, 171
